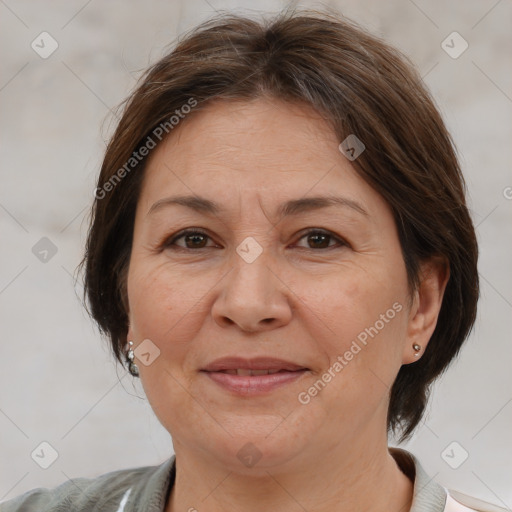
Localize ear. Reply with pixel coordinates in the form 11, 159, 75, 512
402, 256, 450, 364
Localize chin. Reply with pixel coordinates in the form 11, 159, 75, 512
195, 417, 314, 473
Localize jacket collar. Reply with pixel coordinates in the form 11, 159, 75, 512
136, 448, 447, 512
390, 447, 447, 511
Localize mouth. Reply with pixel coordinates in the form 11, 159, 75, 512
200, 357, 310, 395
211, 368, 295, 375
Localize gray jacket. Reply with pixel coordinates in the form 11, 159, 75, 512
0, 448, 506, 511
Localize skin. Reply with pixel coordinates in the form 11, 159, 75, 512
126, 97, 449, 512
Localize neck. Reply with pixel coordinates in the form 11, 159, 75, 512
166, 433, 414, 512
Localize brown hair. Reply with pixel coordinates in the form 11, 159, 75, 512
79, 8, 479, 441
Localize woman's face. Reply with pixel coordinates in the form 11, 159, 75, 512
127, 98, 423, 472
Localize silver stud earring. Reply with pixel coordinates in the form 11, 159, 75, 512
126, 341, 139, 377
412, 343, 422, 356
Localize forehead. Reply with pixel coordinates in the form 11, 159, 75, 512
138, 97, 387, 219
151, 97, 339, 168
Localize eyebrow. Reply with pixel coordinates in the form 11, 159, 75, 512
147, 194, 369, 219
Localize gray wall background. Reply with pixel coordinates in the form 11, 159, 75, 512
1, 0, 511, 506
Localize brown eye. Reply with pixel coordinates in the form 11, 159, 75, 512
163, 228, 347, 251
165, 229, 214, 249
295, 229, 347, 250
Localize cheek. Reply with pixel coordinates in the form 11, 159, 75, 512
311, 269, 403, 338
127, 263, 201, 424
129, 260, 198, 336
127, 262, 193, 373
310, 270, 408, 387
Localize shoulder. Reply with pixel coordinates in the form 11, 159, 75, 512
0, 460, 172, 512
445, 489, 510, 512
389, 447, 507, 512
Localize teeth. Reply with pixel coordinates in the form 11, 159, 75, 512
250, 369, 271, 376
220, 369, 286, 376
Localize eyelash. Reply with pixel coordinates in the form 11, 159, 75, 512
163, 228, 348, 251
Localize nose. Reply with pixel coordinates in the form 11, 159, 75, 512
211, 250, 293, 333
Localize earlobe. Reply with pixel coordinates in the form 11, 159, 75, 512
402, 256, 450, 364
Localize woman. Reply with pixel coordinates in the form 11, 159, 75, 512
1, 8, 505, 512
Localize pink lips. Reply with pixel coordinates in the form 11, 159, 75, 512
200, 356, 309, 395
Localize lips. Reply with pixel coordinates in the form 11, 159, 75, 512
217, 368, 283, 376
201, 356, 308, 373
200, 357, 309, 395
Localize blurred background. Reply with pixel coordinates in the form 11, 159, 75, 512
0, 0, 511, 506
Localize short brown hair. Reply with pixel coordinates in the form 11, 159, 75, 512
80, 8, 479, 441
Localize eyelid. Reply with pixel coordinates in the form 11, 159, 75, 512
164, 227, 214, 248
163, 227, 349, 250
293, 228, 349, 249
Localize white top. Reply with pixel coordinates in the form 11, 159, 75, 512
389, 447, 508, 512
443, 490, 509, 512
444, 493, 480, 511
